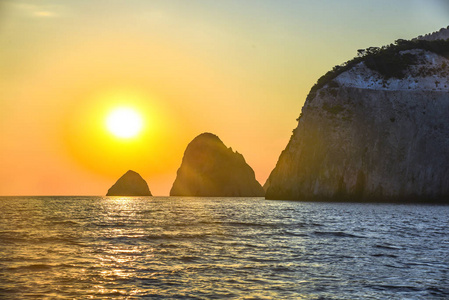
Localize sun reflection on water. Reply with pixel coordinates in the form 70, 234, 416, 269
2, 197, 446, 298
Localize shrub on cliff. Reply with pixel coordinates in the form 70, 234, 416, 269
307, 39, 449, 101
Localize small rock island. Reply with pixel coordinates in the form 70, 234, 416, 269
106, 170, 152, 196
265, 27, 449, 203
170, 133, 265, 197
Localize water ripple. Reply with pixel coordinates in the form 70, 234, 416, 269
0, 197, 448, 299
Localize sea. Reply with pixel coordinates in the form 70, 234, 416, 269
0, 197, 448, 299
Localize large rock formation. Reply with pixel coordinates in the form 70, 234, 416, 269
170, 133, 265, 197
106, 170, 152, 196
265, 29, 449, 202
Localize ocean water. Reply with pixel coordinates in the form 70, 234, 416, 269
0, 197, 448, 299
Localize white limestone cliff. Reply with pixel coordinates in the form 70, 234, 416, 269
265, 32, 449, 202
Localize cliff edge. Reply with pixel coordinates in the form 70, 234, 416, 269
265, 28, 449, 202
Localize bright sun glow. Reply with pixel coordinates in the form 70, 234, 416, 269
106, 107, 143, 138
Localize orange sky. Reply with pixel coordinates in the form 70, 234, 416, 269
1, 0, 448, 195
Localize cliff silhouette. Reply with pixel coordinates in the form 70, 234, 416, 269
107, 170, 152, 196
171, 133, 264, 197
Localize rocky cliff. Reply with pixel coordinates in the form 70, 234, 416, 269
265, 31, 449, 202
106, 170, 152, 196
170, 133, 265, 197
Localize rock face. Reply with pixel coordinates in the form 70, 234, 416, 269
106, 170, 152, 196
170, 133, 265, 197
265, 33, 449, 202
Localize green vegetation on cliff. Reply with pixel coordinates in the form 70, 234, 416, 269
307, 39, 449, 101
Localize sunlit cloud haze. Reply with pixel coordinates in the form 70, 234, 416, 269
0, 0, 447, 195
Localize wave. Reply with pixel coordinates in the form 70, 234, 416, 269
283, 231, 308, 237
374, 244, 403, 250
142, 233, 211, 240
178, 256, 200, 262
370, 253, 398, 258
313, 231, 365, 238
5, 263, 77, 271
371, 284, 426, 293
50, 220, 81, 226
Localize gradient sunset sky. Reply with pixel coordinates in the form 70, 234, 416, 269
1, 0, 448, 196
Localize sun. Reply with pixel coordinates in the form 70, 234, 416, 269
106, 107, 143, 138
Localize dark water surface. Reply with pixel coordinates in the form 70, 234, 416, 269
0, 197, 448, 299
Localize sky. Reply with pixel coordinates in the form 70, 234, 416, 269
0, 0, 448, 196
